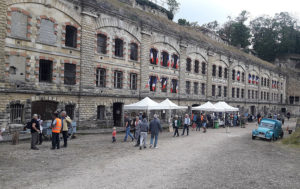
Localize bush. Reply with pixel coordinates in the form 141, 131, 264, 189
282, 128, 300, 145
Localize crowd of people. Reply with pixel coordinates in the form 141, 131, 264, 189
27, 111, 72, 150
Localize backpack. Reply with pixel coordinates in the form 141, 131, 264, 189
25, 121, 32, 130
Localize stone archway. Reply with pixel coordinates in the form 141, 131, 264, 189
31, 101, 58, 121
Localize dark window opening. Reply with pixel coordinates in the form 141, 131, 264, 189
201, 83, 205, 95
65, 25, 77, 48
237, 88, 240, 98
218, 86, 222, 97
218, 66, 222, 78
65, 104, 75, 119
96, 68, 106, 88
224, 68, 228, 79
212, 65, 216, 77
212, 85, 216, 96
242, 72, 245, 82
39, 59, 52, 83
252, 90, 254, 99
161, 52, 169, 67
171, 79, 178, 93
97, 105, 105, 120
114, 71, 123, 89
115, 38, 123, 57
224, 86, 227, 97
172, 54, 179, 69
186, 81, 191, 94
295, 96, 300, 102
64, 63, 76, 85
202, 62, 206, 75
186, 58, 192, 72
194, 82, 199, 95
130, 43, 138, 61
241, 89, 244, 98
232, 88, 235, 98
232, 70, 236, 80
194, 60, 199, 73
10, 104, 24, 124
97, 34, 107, 54
130, 73, 137, 90
150, 48, 158, 65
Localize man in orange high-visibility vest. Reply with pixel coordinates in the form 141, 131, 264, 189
51, 113, 62, 150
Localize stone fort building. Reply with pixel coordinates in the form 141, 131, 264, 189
0, 0, 299, 129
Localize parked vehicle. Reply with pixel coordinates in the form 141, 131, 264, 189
252, 118, 284, 141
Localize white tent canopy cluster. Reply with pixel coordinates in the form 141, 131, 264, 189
124, 97, 187, 110
192, 101, 239, 112
124, 97, 238, 112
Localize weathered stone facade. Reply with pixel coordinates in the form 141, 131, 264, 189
0, 0, 298, 130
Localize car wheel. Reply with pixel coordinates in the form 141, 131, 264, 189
252, 135, 256, 140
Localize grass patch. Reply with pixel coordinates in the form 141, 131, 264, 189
282, 128, 300, 147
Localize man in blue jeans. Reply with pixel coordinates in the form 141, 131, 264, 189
124, 115, 134, 142
149, 114, 162, 148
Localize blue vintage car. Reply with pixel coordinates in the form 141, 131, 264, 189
252, 118, 284, 141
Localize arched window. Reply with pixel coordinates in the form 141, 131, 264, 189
65, 25, 77, 48
150, 48, 158, 65
97, 34, 107, 54
186, 58, 191, 72
130, 43, 138, 61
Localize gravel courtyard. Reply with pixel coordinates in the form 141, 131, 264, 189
1, 121, 299, 189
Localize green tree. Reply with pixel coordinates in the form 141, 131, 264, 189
218, 11, 251, 48
167, 0, 180, 15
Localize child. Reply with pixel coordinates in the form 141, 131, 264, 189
112, 127, 116, 143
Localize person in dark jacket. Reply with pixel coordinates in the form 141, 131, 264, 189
139, 115, 149, 150
149, 114, 162, 148
173, 115, 180, 137
30, 114, 40, 150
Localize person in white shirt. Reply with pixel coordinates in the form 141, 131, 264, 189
182, 114, 191, 136
37, 115, 43, 145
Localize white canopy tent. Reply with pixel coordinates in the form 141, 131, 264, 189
214, 101, 239, 112
158, 98, 188, 110
192, 101, 217, 112
124, 97, 161, 110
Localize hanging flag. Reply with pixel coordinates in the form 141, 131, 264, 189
160, 54, 163, 66
171, 55, 174, 68
145, 77, 150, 88
237, 72, 240, 81
256, 76, 259, 85
152, 77, 157, 91
176, 83, 178, 93
156, 54, 159, 65
163, 78, 167, 89
176, 59, 179, 69
167, 54, 171, 67
170, 82, 173, 93
248, 74, 251, 83
252, 75, 255, 84
150, 50, 154, 63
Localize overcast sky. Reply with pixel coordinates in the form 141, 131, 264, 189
174, 0, 300, 25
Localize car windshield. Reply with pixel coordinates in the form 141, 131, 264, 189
260, 122, 274, 129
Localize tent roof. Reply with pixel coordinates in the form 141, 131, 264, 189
214, 102, 239, 112
192, 101, 216, 111
158, 99, 188, 110
124, 97, 161, 110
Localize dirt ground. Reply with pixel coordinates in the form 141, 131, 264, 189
0, 120, 299, 189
